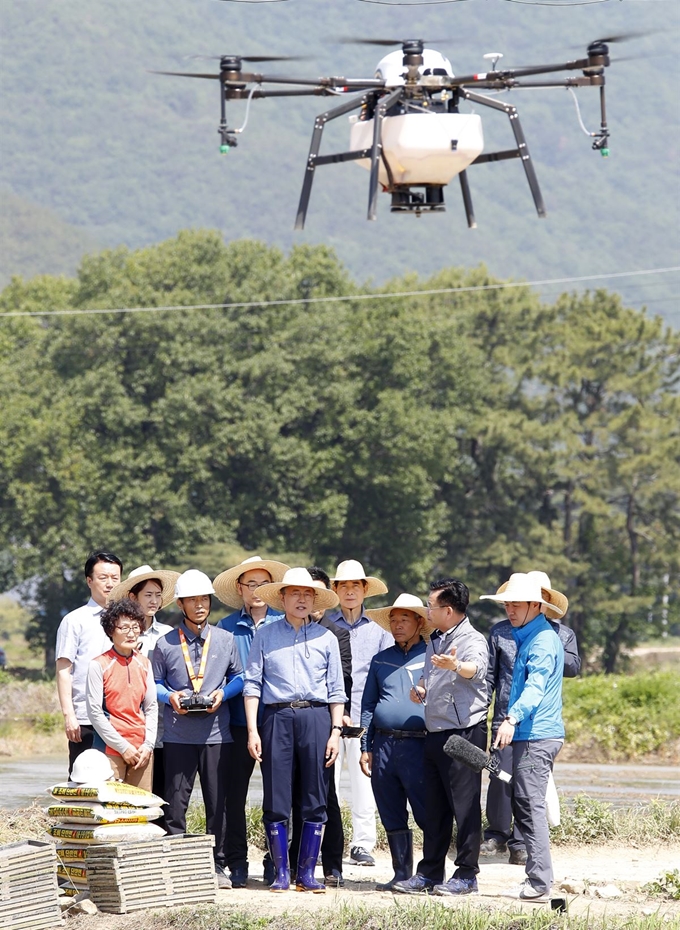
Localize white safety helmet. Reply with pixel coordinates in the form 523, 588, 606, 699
174, 569, 215, 600
70, 749, 115, 785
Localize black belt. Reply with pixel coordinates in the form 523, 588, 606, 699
376, 727, 427, 739
268, 701, 327, 709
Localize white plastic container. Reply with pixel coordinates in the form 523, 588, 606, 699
349, 112, 484, 187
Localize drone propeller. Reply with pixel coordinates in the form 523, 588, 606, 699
339, 37, 450, 48
186, 54, 308, 63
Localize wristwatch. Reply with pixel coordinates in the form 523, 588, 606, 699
504, 715, 517, 726
331, 725, 343, 732
454, 660, 463, 673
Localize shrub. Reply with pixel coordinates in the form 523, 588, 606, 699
562, 671, 680, 760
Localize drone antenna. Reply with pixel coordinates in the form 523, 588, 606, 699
483, 52, 503, 71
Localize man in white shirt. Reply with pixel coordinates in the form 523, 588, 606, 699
55, 550, 123, 776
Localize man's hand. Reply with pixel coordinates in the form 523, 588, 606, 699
133, 746, 153, 770
431, 645, 458, 671
247, 730, 262, 763
494, 719, 515, 750
122, 745, 141, 766
410, 685, 426, 705
169, 691, 189, 715
207, 690, 223, 714
325, 730, 340, 768
360, 751, 372, 778
63, 713, 81, 742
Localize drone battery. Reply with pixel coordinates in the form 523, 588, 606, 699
349, 113, 483, 187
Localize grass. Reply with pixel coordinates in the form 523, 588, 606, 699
185, 797, 680, 853
643, 870, 680, 902
69, 902, 680, 930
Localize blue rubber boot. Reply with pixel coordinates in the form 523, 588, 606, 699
295, 822, 326, 893
264, 821, 290, 892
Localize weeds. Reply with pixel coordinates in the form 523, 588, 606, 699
643, 870, 680, 901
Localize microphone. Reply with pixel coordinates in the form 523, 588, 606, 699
443, 734, 512, 783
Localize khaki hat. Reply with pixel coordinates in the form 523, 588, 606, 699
480, 571, 568, 620
212, 556, 291, 608
366, 593, 434, 640
257, 567, 340, 613
330, 559, 388, 599
109, 565, 180, 610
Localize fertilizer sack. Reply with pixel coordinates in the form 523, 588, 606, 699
47, 801, 164, 824
50, 781, 165, 807
48, 822, 166, 844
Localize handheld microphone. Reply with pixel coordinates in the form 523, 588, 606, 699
443, 734, 512, 783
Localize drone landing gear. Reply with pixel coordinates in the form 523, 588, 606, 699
462, 89, 546, 219
390, 185, 445, 216
295, 87, 405, 230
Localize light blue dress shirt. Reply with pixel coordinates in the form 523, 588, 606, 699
243, 618, 346, 706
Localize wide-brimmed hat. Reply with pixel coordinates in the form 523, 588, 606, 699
109, 565, 180, 610
480, 571, 568, 620
330, 560, 388, 599
212, 556, 291, 608
257, 567, 340, 613
366, 593, 435, 640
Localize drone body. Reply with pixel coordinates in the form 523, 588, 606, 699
153, 36, 620, 228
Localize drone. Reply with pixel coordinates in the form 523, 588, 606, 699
153, 36, 624, 229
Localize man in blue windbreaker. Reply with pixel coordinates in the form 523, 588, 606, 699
480, 572, 567, 903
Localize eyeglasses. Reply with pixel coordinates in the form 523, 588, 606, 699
114, 624, 141, 634
426, 603, 449, 613
239, 581, 267, 591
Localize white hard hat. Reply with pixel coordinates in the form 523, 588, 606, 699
175, 569, 215, 600
70, 749, 115, 784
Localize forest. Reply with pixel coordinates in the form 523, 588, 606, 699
1, 230, 678, 672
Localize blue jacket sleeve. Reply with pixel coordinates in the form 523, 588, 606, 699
222, 671, 244, 701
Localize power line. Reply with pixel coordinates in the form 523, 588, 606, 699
1, 267, 678, 320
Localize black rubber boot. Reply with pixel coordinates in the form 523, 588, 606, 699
376, 829, 413, 891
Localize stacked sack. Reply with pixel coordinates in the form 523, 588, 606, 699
45, 750, 166, 898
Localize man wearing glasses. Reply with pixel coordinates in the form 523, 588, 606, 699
213, 556, 289, 888
394, 579, 488, 897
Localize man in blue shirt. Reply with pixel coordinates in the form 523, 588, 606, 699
326, 559, 390, 866
213, 556, 289, 887
360, 594, 431, 891
153, 570, 244, 889
243, 568, 346, 894
483, 571, 580, 865
481, 571, 567, 903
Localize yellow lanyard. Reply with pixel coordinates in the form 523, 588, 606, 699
178, 627, 211, 694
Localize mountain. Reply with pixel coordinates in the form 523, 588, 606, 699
1, 0, 678, 323
0, 192, 100, 288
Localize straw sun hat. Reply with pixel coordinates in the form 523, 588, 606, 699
366, 594, 435, 640
480, 571, 568, 620
330, 560, 388, 599
212, 556, 291, 609
109, 565, 181, 610
257, 567, 340, 613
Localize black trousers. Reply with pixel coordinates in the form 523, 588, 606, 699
223, 725, 257, 870
67, 725, 96, 778
164, 742, 231, 868
291, 762, 344, 875
261, 704, 330, 826
152, 747, 168, 832
420, 721, 486, 883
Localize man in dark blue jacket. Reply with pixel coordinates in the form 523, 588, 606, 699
480, 571, 568, 902
359, 594, 432, 891
483, 570, 580, 864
